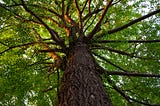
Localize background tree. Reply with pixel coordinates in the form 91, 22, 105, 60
0, 0, 160, 105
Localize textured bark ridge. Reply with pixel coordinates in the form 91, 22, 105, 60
58, 42, 112, 106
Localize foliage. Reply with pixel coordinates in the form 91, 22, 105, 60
0, 0, 160, 105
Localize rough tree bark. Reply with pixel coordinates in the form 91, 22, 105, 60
58, 42, 112, 106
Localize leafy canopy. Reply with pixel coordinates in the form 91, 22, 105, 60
0, 0, 160, 106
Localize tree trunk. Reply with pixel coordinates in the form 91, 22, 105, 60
58, 42, 112, 106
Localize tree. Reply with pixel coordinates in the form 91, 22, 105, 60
0, 0, 160, 105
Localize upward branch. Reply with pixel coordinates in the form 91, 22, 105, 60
20, 0, 64, 48
81, 0, 88, 13
29, 4, 62, 19
108, 9, 160, 34
74, 0, 85, 41
83, 8, 103, 21
33, 29, 62, 68
88, 0, 91, 13
86, 0, 113, 41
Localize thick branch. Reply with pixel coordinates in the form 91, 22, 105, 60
28, 57, 52, 67
93, 52, 127, 72
42, 87, 54, 93
96, 40, 160, 43
83, 8, 103, 21
106, 76, 160, 106
81, 0, 88, 13
112, 83, 158, 106
108, 9, 160, 34
107, 71, 160, 78
64, 15, 77, 26
88, 0, 91, 13
92, 44, 133, 58
40, 16, 64, 28
97, 63, 160, 105
111, 0, 121, 6
65, 0, 72, 15
86, 0, 113, 40
37, 49, 63, 53
5, 3, 22, 7
91, 45, 158, 60
0, 3, 41, 25
0, 42, 8, 46
74, 0, 81, 13
0, 42, 37, 54
21, 0, 63, 46
84, 14, 97, 33
62, 0, 65, 17
33, 29, 62, 67
29, 4, 62, 19
74, 0, 84, 39
92, 45, 134, 57
97, 65, 160, 78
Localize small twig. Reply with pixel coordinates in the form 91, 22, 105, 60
42, 87, 54, 93
81, 0, 88, 13
111, 0, 121, 6
28, 57, 52, 67
57, 69, 60, 96
84, 14, 97, 33
5, 3, 22, 7
0, 42, 8, 46
62, 0, 65, 17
